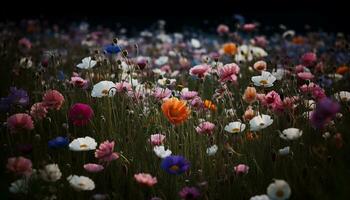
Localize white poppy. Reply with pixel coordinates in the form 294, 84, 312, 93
334, 91, 350, 102
69, 136, 97, 151
39, 164, 62, 182
76, 57, 97, 69
250, 194, 270, 200
249, 114, 273, 131
191, 38, 201, 48
272, 68, 288, 80
9, 178, 28, 194
157, 77, 176, 86
278, 146, 290, 156
267, 179, 291, 200
280, 128, 303, 140
91, 81, 116, 98
67, 175, 95, 191
224, 122, 246, 133
153, 145, 172, 158
251, 71, 276, 87
206, 145, 218, 156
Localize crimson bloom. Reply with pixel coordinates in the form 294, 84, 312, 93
68, 103, 94, 126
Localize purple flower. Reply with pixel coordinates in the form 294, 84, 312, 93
7, 87, 29, 107
179, 187, 201, 199
310, 97, 340, 129
161, 155, 190, 175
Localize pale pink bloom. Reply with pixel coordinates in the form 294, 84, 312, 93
134, 173, 158, 187
234, 164, 249, 175
190, 97, 204, 110
301, 52, 317, 66
181, 91, 198, 100
253, 60, 267, 72
42, 90, 64, 110
6, 156, 33, 177
297, 72, 314, 80
7, 113, 34, 133
217, 63, 240, 83
294, 65, 305, 73
18, 38, 32, 49
115, 81, 132, 93
95, 140, 119, 162
84, 163, 104, 173
195, 121, 215, 135
160, 65, 172, 74
243, 23, 256, 31
149, 134, 166, 146
260, 91, 284, 113
283, 96, 299, 110
189, 64, 211, 78
217, 24, 230, 35
300, 82, 326, 100
30, 102, 48, 120
70, 76, 88, 88
153, 87, 172, 100
253, 36, 268, 47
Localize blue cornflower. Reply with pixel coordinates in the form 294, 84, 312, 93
161, 155, 190, 175
103, 44, 121, 54
48, 136, 69, 148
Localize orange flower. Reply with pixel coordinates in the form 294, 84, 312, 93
292, 36, 305, 45
243, 106, 255, 121
243, 87, 257, 103
222, 43, 237, 55
161, 98, 190, 125
204, 100, 217, 111
336, 65, 349, 75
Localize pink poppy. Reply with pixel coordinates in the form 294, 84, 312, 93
134, 173, 157, 187
30, 102, 48, 120
149, 134, 166, 146
297, 72, 314, 80
7, 113, 34, 133
42, 90, 64, 110
70, 76, 88, 88
189, 64, 211, 79
68, 103, 94, 126
84, 163, 104, 173
95, 140, 119, 162
301, 52, 317, 66
217, 63, 240, 83
6, 156, 33, 176
115, 81, 132, 93
195, 121, 215, 135
217, 24, 229, 35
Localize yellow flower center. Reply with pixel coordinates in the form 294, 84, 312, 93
102, 89, 109, 95
170, 165, 179, 172
80, 144, 88, 149
259, 80, 268, 85
276, 189, 284, 198
231, 128, 240, 133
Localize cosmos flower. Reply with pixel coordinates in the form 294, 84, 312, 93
252, 71, 276, 87
69, 136, 97, 151
76, 57, 97, 69
68, 103, 94, 126
153, 87, 172, 101
161, 155, 190, 175
67, 175, 95, 191
179, 187, 201, 200
249, 114, 273, 131
7, 113, 34, 133
149, 134, 166, 146
267, 179, 291, 200
189, 64, 211, 79
48, 136, 69, 148
134, 173, 158, 187
280, 128, 303, 140
95, 140, 119, 162
153, 146, 172, 158
234, 164, 249, 175
180, 88, 198, 100
84, 163, 104, 173
195, 121, 215, 135
224, 121, 246, 133
6, 156, 33, 177
217, 63, 240, 83
161, 98, 190, 125
42, 90, 65, 110
91, 81, 116, 97
39, 164, 62, 182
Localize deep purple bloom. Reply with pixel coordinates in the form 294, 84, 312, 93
310, 97, 340, 129
48, 136, 69, 148
161, 155, 190, 175
7, 87, 29, 107
179, 187, 201, 199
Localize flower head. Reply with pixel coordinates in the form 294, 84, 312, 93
149, 134, 166, 146
39, 164, 62, 182
280, 128, 303, 140
195, 121, 215, 135
153, 145, 172, 158
179, 186, 201, 200
250, 114, 273, 131
69, 136, 97, 151
48, 136, 69, 148
225, 121, 246, 133
134, 173, 158, 187
42, 90, 64, 110
67, 175, 95, 191
218, 63, 240, 83
91, 81, 116, 97
76, 57, 97, 69
189, 64, 211, 79
234, 164, 249, 175
84, 163, 104, 173
7, 113, 34, 133
6, 156, 33, 177
30, 102, 48, 120
161, 155, 190, 175
267, 179, 291, 200
68, 103, 94, 126
251, 71, 276, 87
161, 98, 190, 125
95, 140, 119, 162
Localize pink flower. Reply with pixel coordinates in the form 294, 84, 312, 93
153, 87, 172, 101
190, 97, 204, 110
134, 173, 157, 187
6, 156, 33, 176
7, 113, 34, 133
300, 82, 326, 100
189, 64, 211, 79
218, 63, 240, 83
217, 24, 230, 35
84, 163, 104, 173
42, 90, 64, 110
195, 121, 215, 135
149, 134, 166, 146
243, 23, 256, 32
30, 102, 48, 120
234, 164, 249, 175
70, 76, 88, 88
260, 91, 284, 113
253, 36, 268, 47
301, 52, 317, 66
181, 90, 198, 101
283, 96, 299, 110
160, 65, 172, 74
294, 65, 305, 73
95, 140, 119, 162
297, 72, 314, 80
253, 60, 267, 72
68, 103, 94, 126
18, 38, 32, 50
115, 81, 132, 93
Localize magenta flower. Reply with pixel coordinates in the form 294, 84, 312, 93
68, 103, 94, 126
301, 52, 317, 67
297, 72, 314, 80
30, 102, 48, 120
95, 140, 119, 162
84, 163, 104, 173
7, 113, 34, 133
234, 164, 249, 175
149, 134, 166, 146
217, 63, 240, 83
179, 187, 201, 200
70, 76, 89, 88
189, 64, 211, 79
6, 156, 33, 177
195, 121, 215, 135
42, 90, 65, 110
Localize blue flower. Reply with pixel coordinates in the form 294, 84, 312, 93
48, 136, 69, 148
7, 87, 29, 107
103, 44, 121, 54
161, 155, 190, 175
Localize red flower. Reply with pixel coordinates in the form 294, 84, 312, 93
42, 90, 65, 110
68, 103, 94, 126
7, 113, 34, 133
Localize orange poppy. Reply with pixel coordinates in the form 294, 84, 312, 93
222, 43, 237, 55
204, 100, 217, 111
292, 36, 305, 45
161, 98, 190, 125
336, 65, 349, 75
243, 87, 257, 104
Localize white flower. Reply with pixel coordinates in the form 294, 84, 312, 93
39, 164, 62, 182
153, 145, 172, 158
157, 77, 176, 86
224, 122, 246, 133
153, 68, 166, 76
328, 73, 343, 81
334, 91, 350, 102
91, 81, 116, 97
280, 128, 303, 140
251, 71, 276, 87
206, 145, 218, 156
250, 114, 273, 131
234, 45, 268, 63
251, 46, 268, 58
9, 178, 28, 194
278, 146, 290, 156
67, 175, 95, 191
69, 136, 97, 151
250, 194, 270, 200
272, 68, 288, 80
304, 100, 316, 110
191, 38, 201, 48
76, 57, 97, 69
155, 56, 169, 66
267, 179, 291, 200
